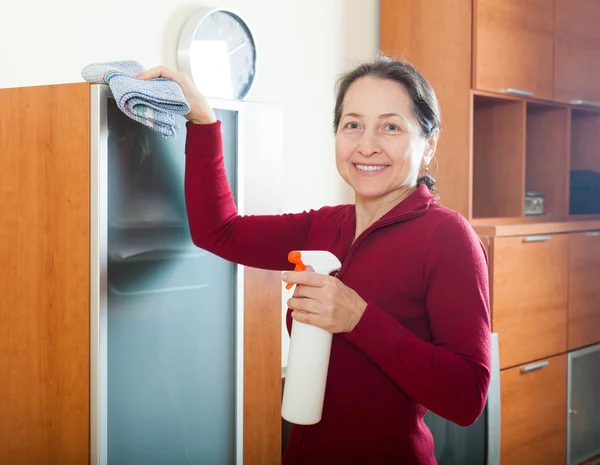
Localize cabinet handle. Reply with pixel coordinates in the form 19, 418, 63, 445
522, 235, 551, 243
568, 409, 578, 415
521, 361, 549, 373
571, 99, 600, 107
585, 231, 600, 237
504, 88, 534, 97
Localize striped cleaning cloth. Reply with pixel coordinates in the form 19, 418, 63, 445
81, 60, 190, 137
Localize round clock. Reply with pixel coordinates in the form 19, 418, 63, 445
177, 7, 257, 100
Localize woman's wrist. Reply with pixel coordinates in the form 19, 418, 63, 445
188, 113, 217, 125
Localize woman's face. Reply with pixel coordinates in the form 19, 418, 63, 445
335, 76, 437, 200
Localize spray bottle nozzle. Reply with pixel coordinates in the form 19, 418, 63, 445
285, 251, 306, 290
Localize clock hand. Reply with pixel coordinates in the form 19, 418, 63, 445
229, 42, 247, 55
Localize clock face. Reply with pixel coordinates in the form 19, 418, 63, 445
182, 9, 256, 100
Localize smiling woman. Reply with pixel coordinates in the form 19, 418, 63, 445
137, 56, 492, 465
333, 58, 441, 212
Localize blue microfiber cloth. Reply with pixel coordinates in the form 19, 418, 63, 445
81, 60, 191, 137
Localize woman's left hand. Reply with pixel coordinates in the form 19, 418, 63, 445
283, 271, 368, 333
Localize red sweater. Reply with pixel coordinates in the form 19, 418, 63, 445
184, 121, 492, 465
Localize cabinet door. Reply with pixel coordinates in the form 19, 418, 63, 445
500, 354, 567, 465
568, 231, 600, 350
474, 0, 554, 100
568, 345, 600, 465
491, 234, 568, 368
555, 0, 600, 105
0, 84, 90, 463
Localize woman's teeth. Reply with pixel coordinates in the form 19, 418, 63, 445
355, 164, 387, 172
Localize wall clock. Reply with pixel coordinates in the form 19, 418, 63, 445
177, 7, 256, 100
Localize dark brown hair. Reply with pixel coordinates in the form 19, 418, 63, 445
333, 55, 441, 194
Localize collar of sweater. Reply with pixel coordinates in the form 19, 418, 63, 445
340, 184, 436, 247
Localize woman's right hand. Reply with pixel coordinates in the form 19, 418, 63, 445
135, 66, 217, 125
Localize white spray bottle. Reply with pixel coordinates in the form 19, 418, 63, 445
281, 250, 342, 425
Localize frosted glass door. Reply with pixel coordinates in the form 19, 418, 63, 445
568, 343, 600, 465
106, 104, 238, 465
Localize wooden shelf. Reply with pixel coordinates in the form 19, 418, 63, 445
525, 103, 570, 217
472, 94, 526, 218
471, 216, 600, 237
571, 110, 600, 173
569, 109, 600, 215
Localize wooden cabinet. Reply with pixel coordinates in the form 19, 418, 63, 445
472, 96, 526, 219
490, 234, 568, 369
0, 83, 282, 465
0, 84, 91, 465
473, 0, 554, 101
568, 231, 600, 350
380, 0, 473, 218
555, 0, 600, 106
500, 353, 567, 465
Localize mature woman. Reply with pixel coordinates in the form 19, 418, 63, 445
137, 56, 491, 465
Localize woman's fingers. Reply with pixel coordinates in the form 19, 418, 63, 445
283, 270, 327, 288
287, 296, 319, 315
135, 65, 217, 124
135, 65, 180, 82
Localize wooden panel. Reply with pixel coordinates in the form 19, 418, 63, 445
568, 232, 600, 350
473, 98, 526, 218
380, 0, 472, 218
571, 110, 600, 173
500, 354, 567, 465
555, 0, 600, 104
525, 104, 571, 217
474, 0, 554, 100
0, 83, 90, 464
244, 267, 282, 465
491, 234, 568, 368
471, 217, 600, 237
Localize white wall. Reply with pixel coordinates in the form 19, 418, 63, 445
0, 0, 379, 366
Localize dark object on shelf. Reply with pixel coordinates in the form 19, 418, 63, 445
525, 192, 545, 216
570, 170, 600, 215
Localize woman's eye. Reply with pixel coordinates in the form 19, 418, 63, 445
385, 124, 399, 131
345, 122, 360, 129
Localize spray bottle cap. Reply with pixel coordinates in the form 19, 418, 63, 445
285, 251, 306, 290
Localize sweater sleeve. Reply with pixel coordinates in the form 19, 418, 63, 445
343, 213, 492, 427
184, 121, 310, 271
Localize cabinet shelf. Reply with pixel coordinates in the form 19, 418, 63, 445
472, 94, 526, 219
471, 92, 600, 221
525, 102, 570, 218
569, 109, 600, 215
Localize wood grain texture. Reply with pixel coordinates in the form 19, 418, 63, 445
244, 267, 282, 465
555, 0, 600, 104
568, 232, 600, 350
472, 98, 526, 218
571, 110, 600, 173
0, 83, 90, 465
474, 0, 554, 100
380, 0, 473, 218
471, 217, 600, 237
525, 104, 571, 217
491, 235, 568, 369
500, 354, 567, 465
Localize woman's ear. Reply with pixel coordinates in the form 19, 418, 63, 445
423, 128, 440, 166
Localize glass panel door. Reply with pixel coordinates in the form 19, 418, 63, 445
105, 104, 239, 465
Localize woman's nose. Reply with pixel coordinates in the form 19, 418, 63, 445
357, 130, 381, 157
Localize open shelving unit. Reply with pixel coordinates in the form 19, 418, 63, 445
471, 90, 600, 222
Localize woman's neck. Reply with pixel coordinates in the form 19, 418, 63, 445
354, 185, 416, 241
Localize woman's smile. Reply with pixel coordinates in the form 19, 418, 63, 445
353, 163, 389, 174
